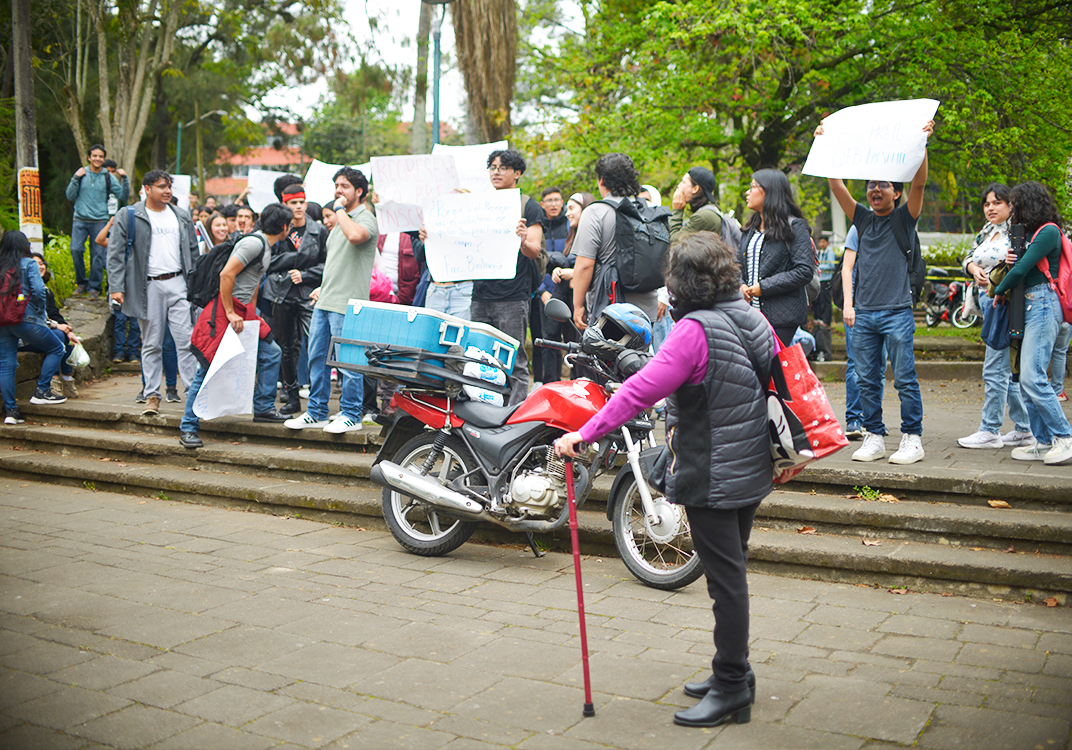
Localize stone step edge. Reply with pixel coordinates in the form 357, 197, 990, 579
4, 426, 1070, 547
2, 453, 1068, 596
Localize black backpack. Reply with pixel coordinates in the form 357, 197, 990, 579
840, 209, 926, 307
601, 197, 672, 293
187, 233, 266, 309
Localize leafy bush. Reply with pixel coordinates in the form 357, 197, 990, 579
923, 239, 973, 267
44, 234, 77, 304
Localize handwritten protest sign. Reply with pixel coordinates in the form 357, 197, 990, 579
193, 321, 260, 420
422, 189, 520, 282
246, 168, 281, 212
802, 99, 940, 181
432, 141, 508, 193
371, 155, 460, 233
301, 159, 372, 209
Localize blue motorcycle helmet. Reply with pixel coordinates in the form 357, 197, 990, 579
582, 303, 653, 361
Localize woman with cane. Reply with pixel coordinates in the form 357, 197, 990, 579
556, 231, 775, 728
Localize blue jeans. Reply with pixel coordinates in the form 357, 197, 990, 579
978, 293, 1030, 434
180, 335, 282, 433
114, 310, 142, 359
1018, 284, 1072, 444
307, 308, 362, 421
425, 282, 473, 319
1050, 322, 1072, 397
297, 333, 310, 386
70, 219, 108, 291
652, 313, 673, 353
21, 329, 74, 377
852, 307, 923, 436
0, 323, 65, 410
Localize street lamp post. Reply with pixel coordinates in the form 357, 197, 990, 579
422, 0, 455, 148
175, 108, 226, 185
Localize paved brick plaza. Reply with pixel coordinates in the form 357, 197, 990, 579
0, 478, 1069, 749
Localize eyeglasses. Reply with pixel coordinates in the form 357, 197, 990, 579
488, 165, 515, 173
542, 198, 563, 204
747, 183, 762, 191
866, 181, 892, 190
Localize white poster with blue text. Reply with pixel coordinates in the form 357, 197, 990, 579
422, 189, 520, 282
802, 99, 940, 181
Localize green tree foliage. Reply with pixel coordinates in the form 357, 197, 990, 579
515, 0, 1072, 220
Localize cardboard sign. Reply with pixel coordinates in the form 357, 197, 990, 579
17, 168, 42, 248
371, 155, 460, 233
803, 99, 940, 180
302, 159, 372, 209
422, 189, 521, 282
193, 320, 260, 420
431, 141, 508, 193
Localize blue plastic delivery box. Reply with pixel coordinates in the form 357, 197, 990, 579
464, 320, 519, 374
338, 300, 467, 369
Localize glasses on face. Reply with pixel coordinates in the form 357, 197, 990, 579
747, 183, 761, 191
543, 198, 563, 205
866, 181, 892, 190
488, 165, 514, 174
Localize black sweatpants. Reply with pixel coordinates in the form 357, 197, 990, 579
685, 502, 760, 693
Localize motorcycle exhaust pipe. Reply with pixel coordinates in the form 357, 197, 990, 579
370, 461, 486, 518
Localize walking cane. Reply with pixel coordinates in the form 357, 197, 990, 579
564, 457, 595, 717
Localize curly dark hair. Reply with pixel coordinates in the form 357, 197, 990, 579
333, 167, 369, 200
595, 153, 640, 197
980, 182, 1011, 208
258, 203, 294, 235
142, 169, 172, 188
666, 231, 741, 315
743, 168, 806, 243
487, 149, 526, 174
1010, 181, 1063, 234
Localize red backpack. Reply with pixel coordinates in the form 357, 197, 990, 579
0, 267, 27, 326
1032, 223, 1072, 324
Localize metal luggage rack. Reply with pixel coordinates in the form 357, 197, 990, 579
326, 337, 512, 395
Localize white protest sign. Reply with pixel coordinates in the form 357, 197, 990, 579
431, 141, 507, 193
802, 99, 940, 181
193, 320, 260, 420
246, 168, 280, 212
170, 174, 192, 212
302, 159, 372, 209
371, 155, 460, 233
423, 188, 521, 282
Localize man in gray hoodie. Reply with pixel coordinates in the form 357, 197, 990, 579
66, 144, 127, 299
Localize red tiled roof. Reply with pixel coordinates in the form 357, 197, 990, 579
215, 146, 306, 167
205, 177, 246, 198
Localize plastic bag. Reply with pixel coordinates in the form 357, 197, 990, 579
67, 342, 90, 368
462, 347, 506, 406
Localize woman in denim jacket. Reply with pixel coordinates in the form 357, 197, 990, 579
0, 231, 66, 425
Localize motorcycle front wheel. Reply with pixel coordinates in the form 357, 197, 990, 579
610, 466, 704, 590
925, 308, 939, 327
382, 433, 479, 556
952, 305, 979, 329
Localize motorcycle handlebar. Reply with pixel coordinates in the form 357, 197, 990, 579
534, 338, 580, 353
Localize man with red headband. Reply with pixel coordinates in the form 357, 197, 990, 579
262, 183, 328, 415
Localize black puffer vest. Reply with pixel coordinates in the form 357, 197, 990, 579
664, 297, 775, 509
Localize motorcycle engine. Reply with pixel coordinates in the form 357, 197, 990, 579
505, 447, 568, 518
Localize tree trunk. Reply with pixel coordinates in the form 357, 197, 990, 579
452, 0, 517, 144
150, 74, 170, 170
410, 1, 432, 154
11, 0, 37, 171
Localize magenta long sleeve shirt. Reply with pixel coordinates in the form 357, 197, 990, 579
578, 319, 708, 444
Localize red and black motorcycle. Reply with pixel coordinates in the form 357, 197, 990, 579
366, 300, 703, 590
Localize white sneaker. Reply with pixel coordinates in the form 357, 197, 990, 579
1044, 436, 1072, 465
889, 434, 925, 464
299, 387, 310, 399
329, 411, 344, 421
957, 431, 1002, 449
852, 433, 886, 462
323, 415, 362, 434
1001, 429, 1034, 447
1012, 442, 1051, 461
284, 411, 329, 430
361, 412, 379, 426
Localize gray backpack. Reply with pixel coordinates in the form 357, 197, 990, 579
699, 203, 743, 252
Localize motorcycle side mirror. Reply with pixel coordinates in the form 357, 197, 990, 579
543, 298, 572, 323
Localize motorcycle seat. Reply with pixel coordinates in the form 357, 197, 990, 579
454, 399, 524, 429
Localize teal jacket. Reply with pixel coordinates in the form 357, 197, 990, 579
65, 169, 127, 222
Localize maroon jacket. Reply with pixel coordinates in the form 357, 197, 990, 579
377, 233, 421, 306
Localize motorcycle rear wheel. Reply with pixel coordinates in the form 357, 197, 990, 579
610, 466, 704, 590
382, 433, 479, 556
925, 309, 939, 327
952, 306, 979, 329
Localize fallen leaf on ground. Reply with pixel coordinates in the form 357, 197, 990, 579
137, 501, 146, 504
231, 441, 241, 445
1004, 545, 1017, 554
889, 588, 909, 595
862, 538, 882, 546
116, 462, 128, 467
941, 593, 953, 597
988, 499, 1012, 509
99, 457, 111, 462
877, 493, 900, 503
797, 526, 817, 535
1045, 597, 1059, 608
970, 547, 985, 551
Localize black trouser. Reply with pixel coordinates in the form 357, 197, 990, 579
810, 280, 833, 326
685, 502, 759, 693
773, 325, 797, 349
272, 297, 313, 390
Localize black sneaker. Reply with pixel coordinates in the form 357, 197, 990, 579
253, 410, 289, 423
4, 409, 25, 426
166, 388, 181, 403
179, 432, 203, 449
30, 388, 66, 405
135, 391, 147, 404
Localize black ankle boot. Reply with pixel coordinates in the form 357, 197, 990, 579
279, 387, 301, 415
683, 666, 756, 702
673, 687, 752, 728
